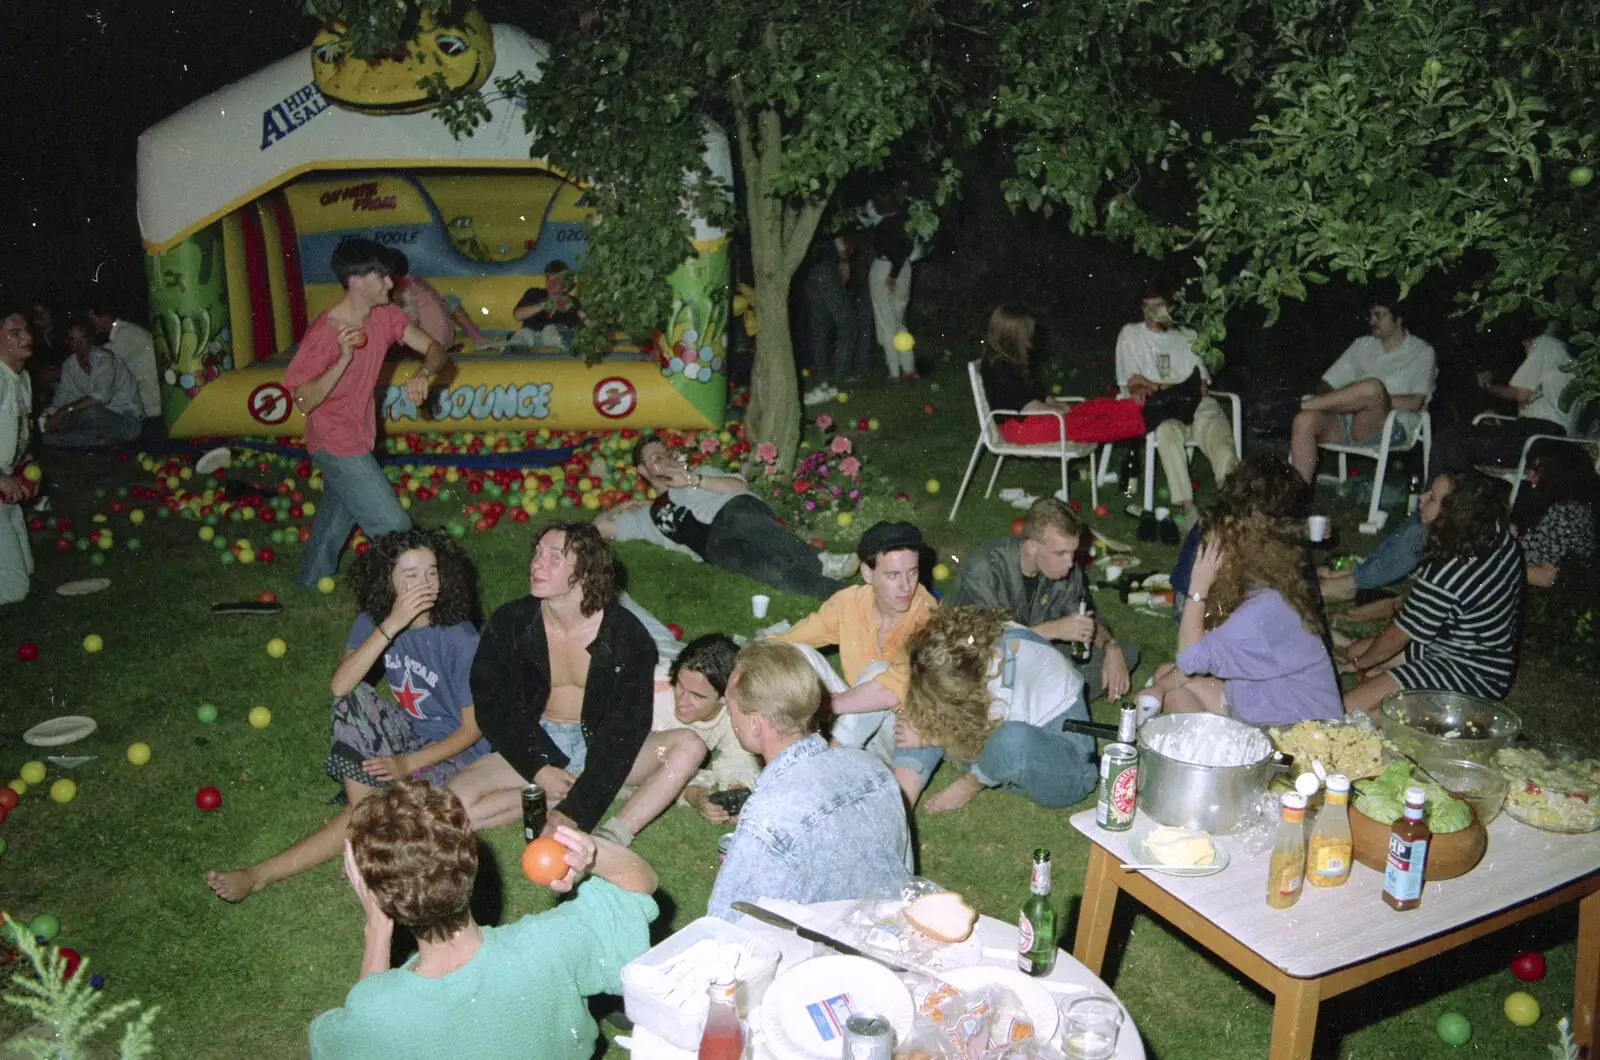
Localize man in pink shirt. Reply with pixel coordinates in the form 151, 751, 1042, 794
282, 238, 451, 589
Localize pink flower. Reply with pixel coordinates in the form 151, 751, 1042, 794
699, 437, 720, 453
755, 442, 778, 463
830, 436, 853, 455
840, 456, 861, 477
815, 414, 834, 431
804, 501, 816, 511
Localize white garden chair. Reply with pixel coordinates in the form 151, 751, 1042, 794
1138, 391, 1244, 512
1469, 397, 1598, 507
949, 361, 1100, 521
1316, 409, 1432, 533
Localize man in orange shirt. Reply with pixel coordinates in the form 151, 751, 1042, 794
776, 521, 938, 801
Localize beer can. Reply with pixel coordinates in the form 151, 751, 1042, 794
521, 783, 547, 842
1095, 744, 1139, 832
843, 1012, 894, 1060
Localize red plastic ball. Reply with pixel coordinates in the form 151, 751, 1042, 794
59, 947, 81, 979
1510, 951, 1545, 982
521, 837, 568, 886
1010, 517, 1026, 536
0, 787, 18, 810
195, 786, 223, 811
257, 590, 278, 604
666, 623, 684, 641
16, 642, 39, 662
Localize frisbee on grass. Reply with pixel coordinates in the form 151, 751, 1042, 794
195, 447, 232, 475
24, 716, 99, 747
56, 578, 111, 596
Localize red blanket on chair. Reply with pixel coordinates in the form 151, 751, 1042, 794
1065, 398, 1147, 443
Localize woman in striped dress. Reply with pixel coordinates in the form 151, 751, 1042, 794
1341, 472, 1525, 716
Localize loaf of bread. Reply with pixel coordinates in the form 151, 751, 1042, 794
903, 891, 977, 943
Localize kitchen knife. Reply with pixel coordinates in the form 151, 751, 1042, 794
730, 902, 914, 974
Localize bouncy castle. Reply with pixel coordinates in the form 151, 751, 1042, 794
136, 12, 731, 440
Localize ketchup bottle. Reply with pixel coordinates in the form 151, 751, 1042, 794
698, 977, 744, 1060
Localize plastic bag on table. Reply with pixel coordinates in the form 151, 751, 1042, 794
842, 876, 976, 971
913, 983, 1038, 1060
987, 1037, 1068, 1060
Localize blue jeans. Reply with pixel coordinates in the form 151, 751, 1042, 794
968, 716, 1098, 809
1353, 512, 1424, 590
296, 451, 411, 588
539, 719, 587, 775
42, 405, 142, 448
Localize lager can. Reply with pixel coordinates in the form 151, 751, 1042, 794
1095, 707, 1139, 832
520, 783, 547, 842
842, 1012, 894, 1060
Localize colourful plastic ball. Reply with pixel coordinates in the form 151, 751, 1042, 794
266, 638, 287, 658
29, 913, 60, 942
20, 761, 46, 786
82, 633, 104, 653
126, 742, 152, 766
195, 786, 222, 811
317, 576, 336, 593
248, 706, 273, 729
48, 779, 76, 804
1503, 992, 1540, 1027
1435, 1012, 1471, 1045
196, 703, 219, 724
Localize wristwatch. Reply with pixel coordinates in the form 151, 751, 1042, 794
1188, 591, 1207, 604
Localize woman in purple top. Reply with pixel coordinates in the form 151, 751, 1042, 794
1151, 511, 1342, 725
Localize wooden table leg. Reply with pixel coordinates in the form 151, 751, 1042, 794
1576, 888, 1599, 1058
1267, 974, 1321, 1060
1072, 843, 1120, 976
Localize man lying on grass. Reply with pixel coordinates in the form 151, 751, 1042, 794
896, 606, 1097, 812
308, 780, 657, 1060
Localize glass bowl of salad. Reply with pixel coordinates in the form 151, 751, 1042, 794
1493, 743, 1600, 834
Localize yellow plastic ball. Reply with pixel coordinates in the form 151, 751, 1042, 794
892, 330, 915, 352
198, 526, 215, 542
129, 509, 145, 524
49, 779, 77, 804
317, 576, 337, 594
867, 418, 880, 430
836, 511, 855, 528
20, 761, 46, 786
8, 779, 27, 796
1503, 992, 1540, 1027
266, 638, 288, 658
932, 562, 952, 581
834, 392, 850, 404
22, 464, 42, 483
248, 706, 273, 729
542, 495, 558, 511
925, 479, 941, 495
82, 633, 105, 653
126, 742, 152, 766
302, 501, 317, 517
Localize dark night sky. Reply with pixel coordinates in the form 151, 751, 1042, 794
3, 1, 315, 310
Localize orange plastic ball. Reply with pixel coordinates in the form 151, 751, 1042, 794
520, 837, 568, 886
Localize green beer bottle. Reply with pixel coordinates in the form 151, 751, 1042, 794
1017, 848, 1056, 976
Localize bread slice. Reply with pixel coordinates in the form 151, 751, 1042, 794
904, 891, 977, 943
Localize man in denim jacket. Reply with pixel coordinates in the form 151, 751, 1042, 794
708, 641, 912, 920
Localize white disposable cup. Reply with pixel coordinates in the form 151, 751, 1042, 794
1308, 515, 1329, 542
751, 594, 771, 619
1154, 506, 1171, 522
1061, 995, 1123, 1059
1105, 564, 1124, 583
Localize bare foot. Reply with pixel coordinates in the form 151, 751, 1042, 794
205, 868, 262, 902
924, 773, 982, 814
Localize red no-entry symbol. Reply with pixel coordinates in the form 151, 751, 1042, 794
593, 377, 637, 419
248, 383, 293, 425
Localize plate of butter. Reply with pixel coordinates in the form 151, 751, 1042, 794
1127, 823, 1230, 876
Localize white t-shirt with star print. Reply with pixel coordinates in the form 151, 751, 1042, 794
348, 613, 486, 752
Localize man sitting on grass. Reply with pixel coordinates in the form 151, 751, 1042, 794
775, 520, 939, 801
950, 497, 1136, 702
308, 780, 658, 1060
898, 606, 1097, 812
461, 522, 656, 838
597, 435, 857, 599
707, 641, 911, 920
591, 633, 760, 846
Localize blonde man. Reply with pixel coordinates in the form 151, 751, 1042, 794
707, 641, 911, 920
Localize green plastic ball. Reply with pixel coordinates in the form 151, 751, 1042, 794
125, 538, 140, 551
1156, 485, 1171, 502
89, 552, 106, 567
1435, 1012, 1471, 1045
29, 913, 60, 942
196, 703, 218, 723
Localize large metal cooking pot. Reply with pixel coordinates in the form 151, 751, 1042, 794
1136, 714, 1289, 834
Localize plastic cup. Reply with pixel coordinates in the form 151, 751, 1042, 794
1308, 515, 1329, 542
1154, 506, 1171, 522
1061, 995, 1123, 1060
751, 594, 771, 619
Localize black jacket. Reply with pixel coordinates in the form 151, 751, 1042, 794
470, 597, 656, 831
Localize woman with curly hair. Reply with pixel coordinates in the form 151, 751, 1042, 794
899, 605, 1097, 813
1343, 472, 1525, 715
1151, 510, 1342, 724
206, 528, 490, 902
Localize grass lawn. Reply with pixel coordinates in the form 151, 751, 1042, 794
0, 357, 1590, 1059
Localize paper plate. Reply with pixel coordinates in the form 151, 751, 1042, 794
195, 446, 232, 475
23, 716, 99, 747
56, 578, 111, 596
765, 956, 913, 1060
939, 966, 1061, 1043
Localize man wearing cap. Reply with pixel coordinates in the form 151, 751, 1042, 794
950, 497, 1137, 701
774, 520, 939, 801
596, 435, 858, 599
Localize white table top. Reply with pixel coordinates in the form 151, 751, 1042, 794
1070, 808, 1600, 979
620, 898, 1146, 1059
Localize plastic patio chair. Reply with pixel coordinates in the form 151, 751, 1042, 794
948, 361, 1100, 522
1316, 408, 1432, 533
1469, 400, 1598, 507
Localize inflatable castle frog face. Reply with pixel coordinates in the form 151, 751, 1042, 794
311, 6, 494, 115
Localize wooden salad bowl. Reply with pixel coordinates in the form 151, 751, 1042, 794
1349, 796, 1487, 881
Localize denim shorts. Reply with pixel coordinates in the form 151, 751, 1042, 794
1338, 412, 1407, 446
539, 719, 587, 775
